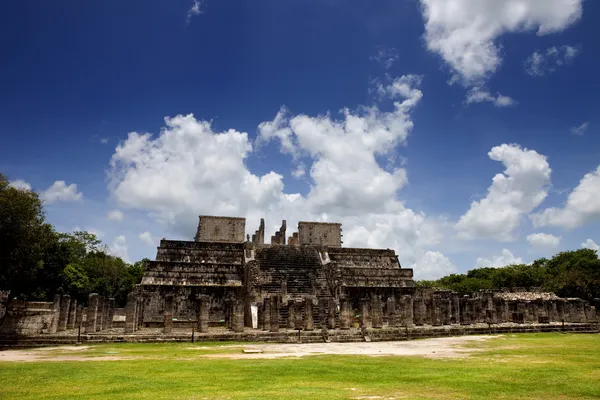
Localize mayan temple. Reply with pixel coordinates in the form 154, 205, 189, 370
137, 215, 415, 328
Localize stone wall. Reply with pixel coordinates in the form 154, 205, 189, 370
0, 300, 57, 335
194, 216, 246, 243
298, 222, 342, 247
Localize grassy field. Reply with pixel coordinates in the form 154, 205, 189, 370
1, 333, 599, 399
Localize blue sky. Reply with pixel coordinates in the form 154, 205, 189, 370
2, 0, 599, 279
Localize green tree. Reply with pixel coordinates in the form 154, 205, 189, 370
544, 249, 600, 301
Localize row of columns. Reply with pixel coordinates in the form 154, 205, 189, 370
50, 293, 115, 334
124, 292, 144, 334
84, 293, 116, 333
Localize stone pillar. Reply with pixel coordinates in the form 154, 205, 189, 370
451, 294, 460, 324
163, 295, 174, 334
75, 304, 84, 328
137, 300, 144, 330
232, 299, 244, 332
328, 298, 337, 329
67, 298, 77, 330
258, 303, 265, 330
96, 296, 104, 332
49, 294, 61, 334
371, 295, 383, 329
443, 298, 452, 325
262, 298, 271, 331
269, 294, 279, 333
459, 298, 469, 325
197, 296, 210, 333
124, 292, 136, 334
294, 300, 303, 330
318, 298, 328, 330
413, 296, 425, 326
85, 293, 99, 333
58, 294, 71, 332
387, 297, 398, 327
287, 301, 296, 329
102, 297, 110, 331
303, 298, 314, 331
423, 296, 433, 325
401, 295, 414, 327
107, 298, 115, 329
431, 295, 442, 326
360, 298, 370, 328
339, 298, 351, 330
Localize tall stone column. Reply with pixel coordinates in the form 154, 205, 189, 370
413, 296, 424, 326
328, 298, 337, 329
294, 300, 304, 330
459, 297, 469, 325
318, 298, 328, 330
197, 296, 210, 332
263, 298, 271, 331
258, 303, 265, 330
96, 296, 104, 332
339, 298, 351, 330
86, 293, 99, 333
451, 294, 460, 324
67, 298, 77, 330
371, 295, 383, 329
402, 295, 414, 327
137, 300, 144, 329
431, 295, 442, 326
163, 295, 174, 334
58, 294, 71, 332
232, 299, 244, 332
75, 304, 84, 329
360, 298, 370, 328
107, 298, 115, 329
124, 292, 136, 334
387, 297, 398, 327
102, 297, 110, 331
50, 294, 61, 334
287, 301, 296, 329
269, 295, 279, 333
303, 298, 314, 331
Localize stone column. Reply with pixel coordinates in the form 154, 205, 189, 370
86, 293, 99, 333
287, 301, 296, 329
318, 298, 328, 330
137, 300, 144, 329
328, 298, 337, 329
371, 295, 383, 329
107, 298, 115, 329
360, 298, 370, 328
163, 295, 174, 334
96, 296, 104, 332
75, 304, 84, 328
443, 298, 452, 325
197, 296, 210, 333
258, 303, 265, 330
431, 295, 442, 326
102, 297, 110, 331
67, 298, 77, 330
423, 296, 433, 325
232, 299, 244, 332
387, 297, 398, 327
451, 294, 460, 324
124, 292, 136, 334
263, 298, 271, 331
58, 294, 71, 332
49, 294, 61, 334
413, 296, 425, 326
294, 300, 304, 330
269, 294, 279, 333
339, 298, 351, 330
303, 298, 314, 331
402, 295, 414, 327
459, 298, 469, 325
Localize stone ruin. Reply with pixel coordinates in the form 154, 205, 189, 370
1, 215, 598, 340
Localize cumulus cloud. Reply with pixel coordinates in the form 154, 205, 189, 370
532, 166, 600, 229
571, 122, 588, 136
139, 231, 157, 247
527, 232, 561, 253
370, 48, 399, 69
41, 181, 83, 204
456, 144, 551, 241
475, 248, 523, 269
582, 239, 599, 252
525, 45, 580, 76
107, 209, 124, 221
466, 87, 517, 107
412, 251, 458, 280
109, 235, 130, 263
419, 0, 583, 84
8, 179, 32, 191
108, 74, 446, 268
186, 0, 204, 24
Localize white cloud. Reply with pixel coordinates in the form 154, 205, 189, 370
109, 235, 130, 263
412, 250, 458, 280
571, 121, 588, 136
100, 138, 109, 144
186, 0, 203, 24
419, 0, 583, 84
370, 48, 399, 69
527, 232, 561, 252
292, 164, 306, 179
525, 45, 580, 76
582, 239, 599, 252
466, 87, 517, 107
139, 231, 157, 247
8, 179, 32, 191
475, 248, 523, 268
107, 209, 124, 221
456, 144, 551, 241
41, 181, 83, 204
532, 166, 600, 229
108, 74, 446, 268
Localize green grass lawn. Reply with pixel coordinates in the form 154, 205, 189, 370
1, 333, 599, 399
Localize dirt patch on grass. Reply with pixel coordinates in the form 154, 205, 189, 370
0, 346, 134, 362
209, 335, 501, 359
